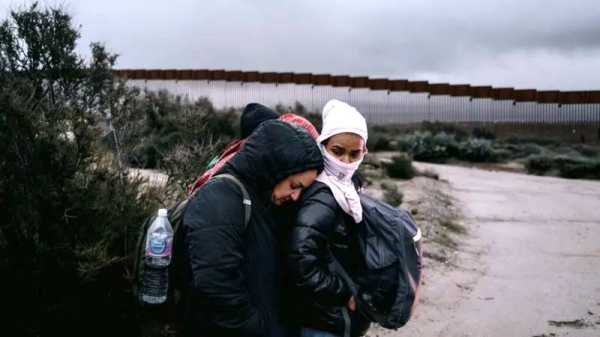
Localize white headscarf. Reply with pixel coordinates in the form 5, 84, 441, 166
315, 99, 368, 223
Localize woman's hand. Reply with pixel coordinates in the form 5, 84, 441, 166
348, 295, 356, 312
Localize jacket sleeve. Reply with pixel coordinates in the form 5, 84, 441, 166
287, 194, 352, 306
183, 179, 264, 336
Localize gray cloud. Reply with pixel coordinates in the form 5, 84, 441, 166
2, 0, 600, 90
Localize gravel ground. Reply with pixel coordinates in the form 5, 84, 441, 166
368, 161, 600, 337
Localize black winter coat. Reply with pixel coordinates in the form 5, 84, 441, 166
182, 120, 323, 337
287, 181, 371, 337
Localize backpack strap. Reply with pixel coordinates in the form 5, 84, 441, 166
214, 173, 252, 227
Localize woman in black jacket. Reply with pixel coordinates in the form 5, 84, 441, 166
287, 100, 371, 337
182, 120, 324, 337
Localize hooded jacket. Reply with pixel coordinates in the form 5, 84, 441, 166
182, 120, 323, 337
286, 181, 371, 337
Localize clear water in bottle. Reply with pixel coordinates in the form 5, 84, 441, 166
141, 208, 174, 304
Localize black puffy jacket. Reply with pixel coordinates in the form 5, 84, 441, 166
287, 181, 371, 337
182, 120, 323, 337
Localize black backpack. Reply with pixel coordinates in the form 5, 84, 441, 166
131, 174, 252, 319
329, 192, 423, 337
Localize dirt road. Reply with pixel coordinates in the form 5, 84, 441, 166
377, 163, 600, 337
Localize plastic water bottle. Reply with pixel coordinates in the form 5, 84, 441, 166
141, 208, 174, 304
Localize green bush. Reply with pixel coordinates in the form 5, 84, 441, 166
0, 4, 185, 336
421, 121, 469, 141
385, 155, 416, 179
505, 136, 560, 147
525, 155, 554, 175
526, 154, 600, 179
396, 135, 411, 152
274, 103, 288, 114
397, 128, 585, 166
552, 156, 600, 180
496, 143, 543, 160
119, 91, 234, 169
492, 148, 514, 161
517, 143, 543, 158
552, 146, 584, 158
399, 131, 462, 163
572, 144, 600, 158
433, 132, 460, 157
160, 140, 222, 193
472, 127, 496, 140
458, 139, 499, 163
367, 133, 393, 152
292, 101, 322, 132
381, 182, 403, 207
371, 124, 396, 133
401, 132, 452, 163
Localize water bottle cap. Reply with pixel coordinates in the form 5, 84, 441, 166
158, 208, 168, 217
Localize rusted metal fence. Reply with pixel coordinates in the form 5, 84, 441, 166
116, 69, 600, 126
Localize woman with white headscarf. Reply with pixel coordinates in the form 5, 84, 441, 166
286, 100, 371, 337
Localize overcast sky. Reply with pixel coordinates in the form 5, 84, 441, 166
2, 0, 600, 90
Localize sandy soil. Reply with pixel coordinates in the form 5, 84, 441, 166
368, 162, 600, 337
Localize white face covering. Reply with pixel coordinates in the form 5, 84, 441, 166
321, 145, 362, 182
316, 145, 364, 223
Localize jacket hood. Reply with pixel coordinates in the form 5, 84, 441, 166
240, 103, 280, 139
219, 119, 324, 196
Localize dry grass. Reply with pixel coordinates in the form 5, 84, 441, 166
381, 181, 403, 207
442, 220, 467, 234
